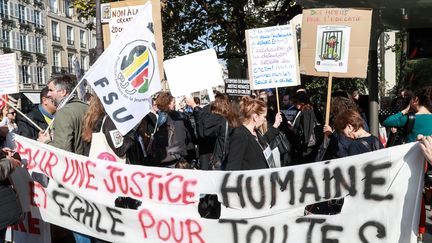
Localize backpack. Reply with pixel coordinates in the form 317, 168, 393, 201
149, 115, 189, 164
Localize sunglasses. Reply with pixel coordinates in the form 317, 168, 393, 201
8, 112, 16, 115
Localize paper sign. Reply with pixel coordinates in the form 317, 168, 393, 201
0, 53, 19, 94
102, 0, 164, 79
11, 134, 424, 243
245, 24, 300, 90
164, 49, 224, 98
300, 8, 372, 78
315, 25, 351, 73
225, 79, 251, 96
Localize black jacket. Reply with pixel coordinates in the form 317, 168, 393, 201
17, 105, 49, 140
225, 125, 279, 170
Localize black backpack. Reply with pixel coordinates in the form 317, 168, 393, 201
149, 115, 189, 165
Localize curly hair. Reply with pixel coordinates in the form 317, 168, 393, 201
82, 96, 105, 142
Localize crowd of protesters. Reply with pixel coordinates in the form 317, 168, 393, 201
2, 75, 432, 243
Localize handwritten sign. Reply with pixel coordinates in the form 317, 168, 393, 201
0, 53, 19, 94
300, 8, 372, 78
11, 135, 423, 242
225, 79, 251, 96
246, 25, 300, 90
101, 4, 145, 41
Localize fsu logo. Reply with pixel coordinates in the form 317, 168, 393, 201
114, 40, 156, 97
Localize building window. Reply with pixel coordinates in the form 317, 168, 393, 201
1, 30, 10, 48
67, 26, 74, 45
36, 67, 44, 84
35, 37, 43, 53
68, 54, 74, 73
49, 0, 57, 13
18, 4, 25, 23
52, 21, 60, 42
65, 0, 73, 18
21, 65, 30, 84
80, 30, 86, 48
19, 34, 27, 51
34, 10, 41, 28
0, 0, 8, 19
52, 50, 60, 73
80, 55, 87, 71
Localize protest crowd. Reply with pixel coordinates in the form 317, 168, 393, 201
0, 73, 431, 242
0, 2, 431, 243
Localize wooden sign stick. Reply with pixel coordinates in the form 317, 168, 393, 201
325, 72, 333, 126
276, 87, 280, 113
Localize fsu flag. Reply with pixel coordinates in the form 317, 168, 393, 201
83, 2, 161, 135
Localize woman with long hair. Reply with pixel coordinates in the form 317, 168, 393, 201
82, 95, 143, 164
225, 96, 282, 170
186, 93, 240, 170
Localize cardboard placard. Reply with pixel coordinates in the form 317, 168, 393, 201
101, 0, 164, 79
246, 24, 300, 90
300, 8, 372, 78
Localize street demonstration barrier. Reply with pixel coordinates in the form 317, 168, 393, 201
8, 134, 424, 243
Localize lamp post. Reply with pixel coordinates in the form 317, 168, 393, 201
95, 0, 104, 59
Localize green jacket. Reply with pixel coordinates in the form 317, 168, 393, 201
47, 97, 89, 156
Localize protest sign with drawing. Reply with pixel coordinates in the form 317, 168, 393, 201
10, 134, 425, 243
84, 2, 161, 136
300, 8, 372, 124
245, 24, 300, 91
164, 49, 224, 100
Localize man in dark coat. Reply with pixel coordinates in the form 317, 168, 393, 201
17, 87, 56, 140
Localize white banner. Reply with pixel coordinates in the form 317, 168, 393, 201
12, 134, 423, 243
85, 2, 161, 135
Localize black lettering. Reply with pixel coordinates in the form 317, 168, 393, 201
112, 107, 134, 123
246, 176, 265, 209
82, 200, 95, 228
359, 221, 386, 243
106, 207, 125, 236
246, 225, 266, 243
103, 92, 118, 105
323, 168, 332, 200
93, 203, 108, 233
296, 218, 326, 243
270, 171, 295, 207
52, 186, 71, 218
363, 163, 393, 201
300, 168, 321, 203
321, 225, 343, 243
94, 77, 109, 88
333, 166, 356, 197
221, 173, 245, 208
68, 196, 85, 221
219, 219, 248, 243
